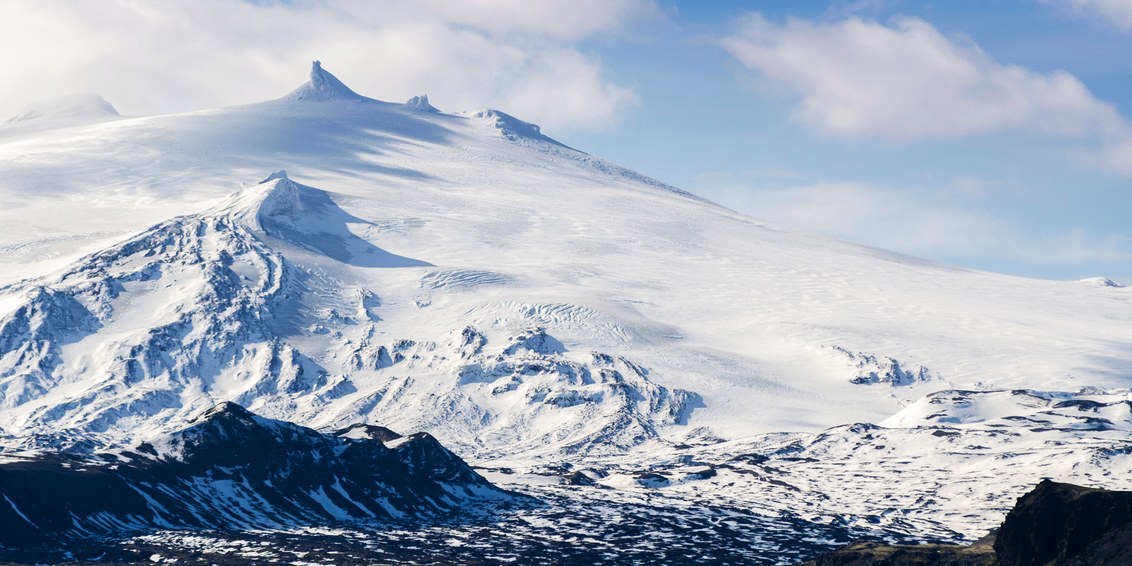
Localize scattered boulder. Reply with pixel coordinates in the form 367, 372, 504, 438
563, 471, 597, 486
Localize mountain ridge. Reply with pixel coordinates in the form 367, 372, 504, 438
0, 402, 520, 551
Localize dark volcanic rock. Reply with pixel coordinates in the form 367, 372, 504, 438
994, 479, 1132, 565
0, 403, 520, 550
800, 480, 1132, 565
563, 470, 597, 486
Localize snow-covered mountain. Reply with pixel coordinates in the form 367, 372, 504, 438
1, 62, 1130, 559
0, 171, 696, 460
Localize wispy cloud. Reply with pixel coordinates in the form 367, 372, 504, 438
718, 14, 1123, 140
0, 0, 656, 132
1043, 0, 1132, 31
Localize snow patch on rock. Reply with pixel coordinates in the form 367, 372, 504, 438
828, 345, 933, 386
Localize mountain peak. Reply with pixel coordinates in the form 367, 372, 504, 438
203, 172, 432, 267
286, 60, 363, 101
261, 169, 289, 183
254, 174, 307, 221
214, 171, 308, 223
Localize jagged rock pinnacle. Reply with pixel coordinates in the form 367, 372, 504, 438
286, 61, 362, 101
405, 94, 438, 112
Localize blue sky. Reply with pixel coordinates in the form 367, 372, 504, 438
1, 0, 1130, 282
568, 0, 1132, 283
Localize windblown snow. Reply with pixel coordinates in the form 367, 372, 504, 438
5, 93, 120, 125
0, 62, 1130, 550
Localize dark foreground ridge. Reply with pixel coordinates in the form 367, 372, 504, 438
0, 403, 521, 558
799, 479, 1132, 565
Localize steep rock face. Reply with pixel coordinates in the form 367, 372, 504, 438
994, 480, 1132, 565
0, 403, 517, 549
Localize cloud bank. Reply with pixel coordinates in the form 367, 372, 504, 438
719, 14, 1123, 140
0, 0, 654, 132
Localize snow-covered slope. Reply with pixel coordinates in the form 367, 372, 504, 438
0, 63, 1130, 553
539, 387, 1132, 543
0, 172, 697, 458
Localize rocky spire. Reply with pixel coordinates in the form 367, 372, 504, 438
286, 60, 363, 101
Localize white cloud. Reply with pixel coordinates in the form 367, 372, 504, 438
698, 181, 1132, 266
1045, 0, 1132, 31
360, 0, 657, 40
719, 14, 1124, 140
0, 0, 653, 133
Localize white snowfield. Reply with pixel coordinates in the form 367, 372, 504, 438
0, 62, 1130, 539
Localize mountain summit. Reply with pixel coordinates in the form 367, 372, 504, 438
286, 60, 364, 101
